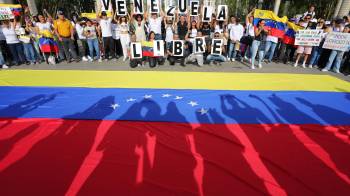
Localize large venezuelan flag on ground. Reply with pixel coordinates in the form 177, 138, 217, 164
0, 70, 350, 196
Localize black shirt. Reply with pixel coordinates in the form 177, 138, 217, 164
177, 21, 188, 40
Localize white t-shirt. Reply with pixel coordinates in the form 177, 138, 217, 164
165, 25, 174, 42
148, 17, 162, 34
227, 23, 235, 33
229, 24, 244, 41
245, 22, 255, 36
266, 35, 278, 43
100, 18, 113, 37
75, 23, 86, 39
2, 26, 19, 44
36, 22, 52, 31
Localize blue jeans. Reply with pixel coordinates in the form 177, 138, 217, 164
309, 46, 323, 66
155, 34, 162, 40
0, 50, 5, 65
23, 43, 36, 63
251, 40, 264, 66
207, 54, 226, 62
264, 41, 277, 62
324, 50, 344, 72
8, 43, 26, 64
87, 38, 100, 59
228, 41, 239, 59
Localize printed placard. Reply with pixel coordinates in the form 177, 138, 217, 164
323, 32, 350, 51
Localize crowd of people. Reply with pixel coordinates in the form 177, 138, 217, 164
0, 4, 350, 76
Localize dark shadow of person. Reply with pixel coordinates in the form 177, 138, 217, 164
268, 94, 350, 195
193, 103, 269, 196
0, 96, 115, 196
0, 94, 58, 130
79, 100, 199, 196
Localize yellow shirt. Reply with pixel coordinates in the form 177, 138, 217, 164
54, 19, 73, 37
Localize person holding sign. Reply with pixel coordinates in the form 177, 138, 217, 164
145, 7, 164, 40
130, 4, 147, 42
129, 34, 144, 68
294, 22, 313, 68
322, 26, 350, 73
206, 32, 226, 64
186, 31, 205, 66
167, 34, 186, 66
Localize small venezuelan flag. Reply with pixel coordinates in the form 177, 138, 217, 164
254, 9, 289, 39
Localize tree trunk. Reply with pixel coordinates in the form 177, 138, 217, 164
27, 0, 38, 16
273, 0, 281, 15
338, 0, 350, 17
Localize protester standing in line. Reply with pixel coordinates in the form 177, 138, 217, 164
97, 11, 116, 61
251, 19, 268, 69
84, 19, 102, 62
2, 20, 26, 66
54, 11, 79, 63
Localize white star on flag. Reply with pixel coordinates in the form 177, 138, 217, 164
110, 103, 120, 110
162, 94, 172, 98
143, 95, 152, 99
126, 98, 136, 102
175, 96, 183, 100
198, 108, 208, 115
188, 101, 198, 107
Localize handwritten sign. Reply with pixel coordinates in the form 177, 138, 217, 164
0, 7, 14, 20
295, 30, 322, 46
323, 32, 350, 52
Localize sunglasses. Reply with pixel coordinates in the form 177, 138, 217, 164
306, 18, 311, 20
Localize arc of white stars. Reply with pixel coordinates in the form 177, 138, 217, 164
175, 96, 183, 100
110, 103, 120, 110
188, 101, 199, 107
143, 95, 152, 99
162, 94, 172, 98
126, 98, 136, 102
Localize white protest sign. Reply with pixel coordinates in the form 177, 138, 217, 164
211, 39, 223, 55
217, 5, 228, 21
100, 0, 113, 12
131, 42, 143, 59
133, 0, 144, 14
153, 40, 164, 56
202, 6, 213, 22
190, 1, 200, 16
0, 7, 14, 20
116, 0, 127, 16
194, 37, 206, 53
295, 30, 323, 46
173, 40, 184, 56
178, 0, 187, 14
166, 6, 176, 17
150, 0, 160, 14
323, 32, 350, 52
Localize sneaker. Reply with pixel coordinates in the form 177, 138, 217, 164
231, 58, 236, 62
302, 63, 306, 68
333, 69, 340, 73
308, 65, 313, 68
321, 68, 328, 72
251, 65, 255, 69
123, 57, 127, 61
294, 62, 298, 67
244, 56, 249, 60
227, 58, 231, 61
2, 64, 9, 69
89, 59, 94, 63
98, 58, 102, 63
87, 56, 93, 61
240, 58, 244, 63
258, 63, 262, 68
82, 56, 88, 61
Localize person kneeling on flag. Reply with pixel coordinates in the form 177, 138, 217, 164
167, 34, 186, 66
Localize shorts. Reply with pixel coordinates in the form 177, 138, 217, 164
297, 46, 312, 55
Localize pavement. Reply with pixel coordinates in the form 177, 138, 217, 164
5, 58, 350, 82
